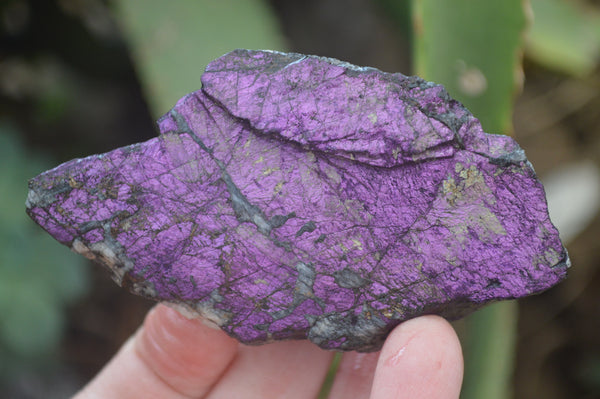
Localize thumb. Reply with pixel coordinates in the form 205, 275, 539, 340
74, 304, 238, 399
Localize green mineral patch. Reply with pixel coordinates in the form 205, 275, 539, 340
273, 181, 284, 195
439, 163, 506, 243
351, 238, 363, 250
442, 176, 459, 206
262, 166, 280, 176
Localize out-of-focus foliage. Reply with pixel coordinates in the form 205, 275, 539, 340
412, 0, 526, 135
411, 1, 528, 399
0, 122, 89, 379
527, 0, 600, 77
375, 0, 412, 38
114, 0, 287, 117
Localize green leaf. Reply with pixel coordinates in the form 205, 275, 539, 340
412, 0, 527, 134
460, 301, 518, 399
411, 2, 527, 398
113, 0, 287, 118
317, 352, 342, 399
527, 0, 600, 77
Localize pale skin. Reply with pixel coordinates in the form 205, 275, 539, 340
74, 305, 463, 399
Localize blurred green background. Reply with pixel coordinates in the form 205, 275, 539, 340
1, 0, 600, 398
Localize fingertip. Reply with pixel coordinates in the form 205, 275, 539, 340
74, 304, 239, 399
370, 316, 463, 399
134, 304, 238, 397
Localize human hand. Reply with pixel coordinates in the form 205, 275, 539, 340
73, 305, 463, 398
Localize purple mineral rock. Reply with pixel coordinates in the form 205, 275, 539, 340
26, 49, 569, 351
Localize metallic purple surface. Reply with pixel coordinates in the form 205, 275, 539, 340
26, 50, 569, 351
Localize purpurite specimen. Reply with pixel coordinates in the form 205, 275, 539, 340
26, 49, 569, 351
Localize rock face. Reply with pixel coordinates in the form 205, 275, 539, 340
26, 50, 569, 351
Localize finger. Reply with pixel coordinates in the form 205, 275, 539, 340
369, 315, 463, 399
206, 339, 334, 399
74, 304, 238, 399
328, 351, 380, 399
